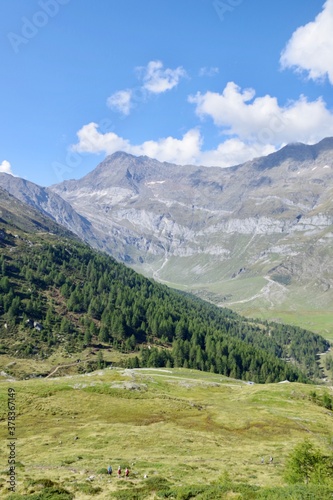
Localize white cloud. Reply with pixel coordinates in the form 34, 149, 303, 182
72, 123, 202, 165
130, 129, 202, 165
107, 89, 133, 115
280, 0, 333, 84
72, 79, 333, 169
72, 122, 130, 154
105, 60, 187, 117
199, 139, 276, 168
138, 60, 187, 94
0, 160, 13, 175
189, 81, 333, 145
199, 66, 219, 77
72, 122, 278, 168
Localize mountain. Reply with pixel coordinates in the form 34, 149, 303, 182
0, 173, 99, 248
1, 139, 333, 336
1, 188, 327, 383
1, 158, 332, 500
0, 186, 79, 238
50, 139, 333, 337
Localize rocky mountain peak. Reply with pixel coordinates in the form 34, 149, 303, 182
2, 138, 333, 333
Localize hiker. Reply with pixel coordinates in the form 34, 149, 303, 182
117, 466, 121, 478
107, 465, 112, 475
269, 456, 273, 464
125, 467, 129, 479
260, 457, 264, 464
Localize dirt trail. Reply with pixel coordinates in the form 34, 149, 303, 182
223, 275, 288, 307
45, 360, 86, 378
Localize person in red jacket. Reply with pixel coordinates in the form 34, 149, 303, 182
125, 467, 129, 479
117, 466, 121, 478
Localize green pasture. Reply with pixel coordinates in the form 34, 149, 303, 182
1, 367, 333, 498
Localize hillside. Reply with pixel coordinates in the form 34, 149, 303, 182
0, 187, 81, 240
0, 175, 99, 248
0, 190, 330, 383
51, 141, 333, 339
1, 368, 333, 499
2, 140, 332, 338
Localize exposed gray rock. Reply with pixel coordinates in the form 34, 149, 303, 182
0, 173, 99, 247
2, 138, 333, 318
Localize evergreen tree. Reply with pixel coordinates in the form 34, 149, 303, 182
84, 330, 92, 346
284, 440, 333, 485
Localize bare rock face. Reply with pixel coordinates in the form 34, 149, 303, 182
2, 138, 333, 320
50, 138, 333, 267
0, 173, 99, 247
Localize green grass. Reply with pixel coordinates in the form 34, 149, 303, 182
246, 308, 333, 343
1, 367, 333, 498
136, 232, 333, 342
164, 272, 333, 342
0, 347, 131, 381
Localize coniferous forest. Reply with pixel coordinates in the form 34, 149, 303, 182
0, 213, 329, 383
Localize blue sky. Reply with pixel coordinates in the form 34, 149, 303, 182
1, 0, 333, 186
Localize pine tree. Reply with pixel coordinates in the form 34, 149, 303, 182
284, 440, 332, 485
84, 330, 92, 346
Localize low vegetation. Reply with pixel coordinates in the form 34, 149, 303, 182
1, 368, 333, 498
284, 439, 333, 485
1, 172, 333, 499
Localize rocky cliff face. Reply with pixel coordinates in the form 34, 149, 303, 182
0, 173, 99, 247
50, 140, 333, 331
49, 139, 333, 256
1, 139, 333, 332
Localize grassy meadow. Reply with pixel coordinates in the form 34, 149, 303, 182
1, 367, 333, 499
169, 274, 333, 343
137, 236, 333, 343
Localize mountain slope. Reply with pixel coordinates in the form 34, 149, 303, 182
0, 186, 79, 238
0, 173, 99, 248
1, 140, 332, 337
0, 191, 329, 382
49, 140, 333, 338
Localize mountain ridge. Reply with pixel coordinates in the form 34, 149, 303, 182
1, 138, 333, 337
1, 187, 325, 385
0, 173, 100, 248
49, 138, 333, 338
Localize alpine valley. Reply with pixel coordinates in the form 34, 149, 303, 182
1, 137, 333, 338
1, 139, 333, 499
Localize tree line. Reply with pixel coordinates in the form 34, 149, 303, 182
0, 233, 330, 383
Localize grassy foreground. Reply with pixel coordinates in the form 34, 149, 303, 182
1, 367, 333, 499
